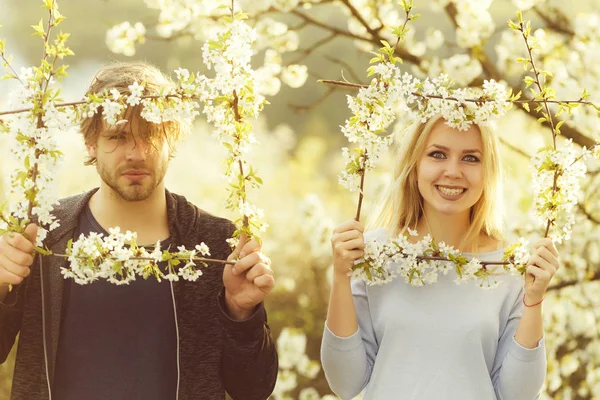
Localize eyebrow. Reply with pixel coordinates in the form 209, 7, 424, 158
429, 144, 482, 155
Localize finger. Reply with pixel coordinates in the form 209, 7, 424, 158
228, 234, 248, 262
0, 241, 35, 267
535, 238, 558, 258
333, 220, 365, 234
232, 252, 262, 275
239, 238, 261, 259
0, 255, 30, 284
24, 224, 39, 246
526, 264, 551, 282
536, 247, 559, 268
528, 254, 556, 274
245, 263, 273, 282
333, 238, 364, 255
0, 268, 26, 285
344, 249, 364, 261
4, 232, 35, 254
253, 273, 275, 292
332, 230, 364, 244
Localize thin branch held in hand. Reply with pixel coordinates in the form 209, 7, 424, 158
518, 18, 559, 238
51, 252, 235, 265
355, 150, 367, 221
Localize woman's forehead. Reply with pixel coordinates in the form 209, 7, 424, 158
426, 122, 483, 149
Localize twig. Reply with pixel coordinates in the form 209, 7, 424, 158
287, 32, 337, 66
319, 79, 600, 107
289, 86, 336, 113
548, 270, 600, 291
444, 3, 502, 81
324, 55, 364, 85
51, 253, 235, 265
416, 255, 510, 266
533, 6, 575, 36
0, 94, 202, 117
355, 150, 367, 221
578, 203, 600, 225
499, 137, 532, 159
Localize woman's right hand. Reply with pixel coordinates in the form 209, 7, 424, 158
331, 220, 365, 279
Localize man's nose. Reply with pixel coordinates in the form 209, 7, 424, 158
125, 139, 149, 161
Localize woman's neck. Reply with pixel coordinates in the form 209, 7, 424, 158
415, 206, 473, 251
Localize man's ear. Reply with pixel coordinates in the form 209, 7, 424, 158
87, 144, 97, 159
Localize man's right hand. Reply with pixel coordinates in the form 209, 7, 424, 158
0, 224, 38, 288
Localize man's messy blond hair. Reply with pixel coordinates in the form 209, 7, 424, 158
80, 61, 183, 165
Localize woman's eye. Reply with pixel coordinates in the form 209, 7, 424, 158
464, 155, 480, 162
428, 151, 445, 159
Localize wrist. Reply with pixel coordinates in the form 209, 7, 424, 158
224, 291, 254, 321
333, 269, 352, 282
523, 292, 545, 307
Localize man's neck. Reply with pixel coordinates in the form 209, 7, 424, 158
88, 184, 170, 245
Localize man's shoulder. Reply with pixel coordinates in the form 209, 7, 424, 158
55, 191, 94, 213
167, 191, 235, 239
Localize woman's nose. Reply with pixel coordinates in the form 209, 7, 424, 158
443, 161, 462, 178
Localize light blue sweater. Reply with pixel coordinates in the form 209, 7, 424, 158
321, 229, 546, 400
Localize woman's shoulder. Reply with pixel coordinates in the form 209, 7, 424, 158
364, 227, 389, 242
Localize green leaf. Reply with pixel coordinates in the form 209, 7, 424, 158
516, 10, 523, 23
31, 18, 45, 37
380, 40, 392, 49
35, 246, 52, 256
507, 19, 520, 31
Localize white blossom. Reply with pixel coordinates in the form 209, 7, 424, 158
105, 22, 146, 57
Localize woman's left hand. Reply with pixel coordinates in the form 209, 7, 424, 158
524, 238, 560, 304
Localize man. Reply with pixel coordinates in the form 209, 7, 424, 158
0, 62, 278, 400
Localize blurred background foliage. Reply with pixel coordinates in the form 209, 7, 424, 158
1, 0, 600, 399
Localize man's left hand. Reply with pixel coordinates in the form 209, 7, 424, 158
223, 235, 275, 320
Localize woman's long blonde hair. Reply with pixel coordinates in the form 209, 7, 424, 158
368, 115, 505, 251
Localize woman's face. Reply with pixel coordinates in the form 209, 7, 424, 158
416, 120, 485, 217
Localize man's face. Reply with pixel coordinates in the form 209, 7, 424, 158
88, 123, 170, 202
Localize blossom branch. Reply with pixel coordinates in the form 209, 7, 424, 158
533, 6, 575, 37
547, 270, 600, 291
52, 252, 235, 266
289, 86, 336, 113
323, 55, 364, 85
355, 150, 367, 221
319, 79, 600, 108
516, 13, 561, 239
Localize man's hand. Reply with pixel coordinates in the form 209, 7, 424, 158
0, 223, 38, 290
223, 235, 274, 320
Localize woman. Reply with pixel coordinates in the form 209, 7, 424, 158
321, 116, 559, 400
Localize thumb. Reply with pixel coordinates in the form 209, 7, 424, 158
24, 223, 39, 245
230, 233, 248, 261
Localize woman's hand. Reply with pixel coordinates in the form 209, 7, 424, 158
524, 238, 560, 304
331, 220, 365, 279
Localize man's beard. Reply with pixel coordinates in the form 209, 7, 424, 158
97, 162, 165, 201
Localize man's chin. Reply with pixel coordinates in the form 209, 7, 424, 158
115, 184, 156, 202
